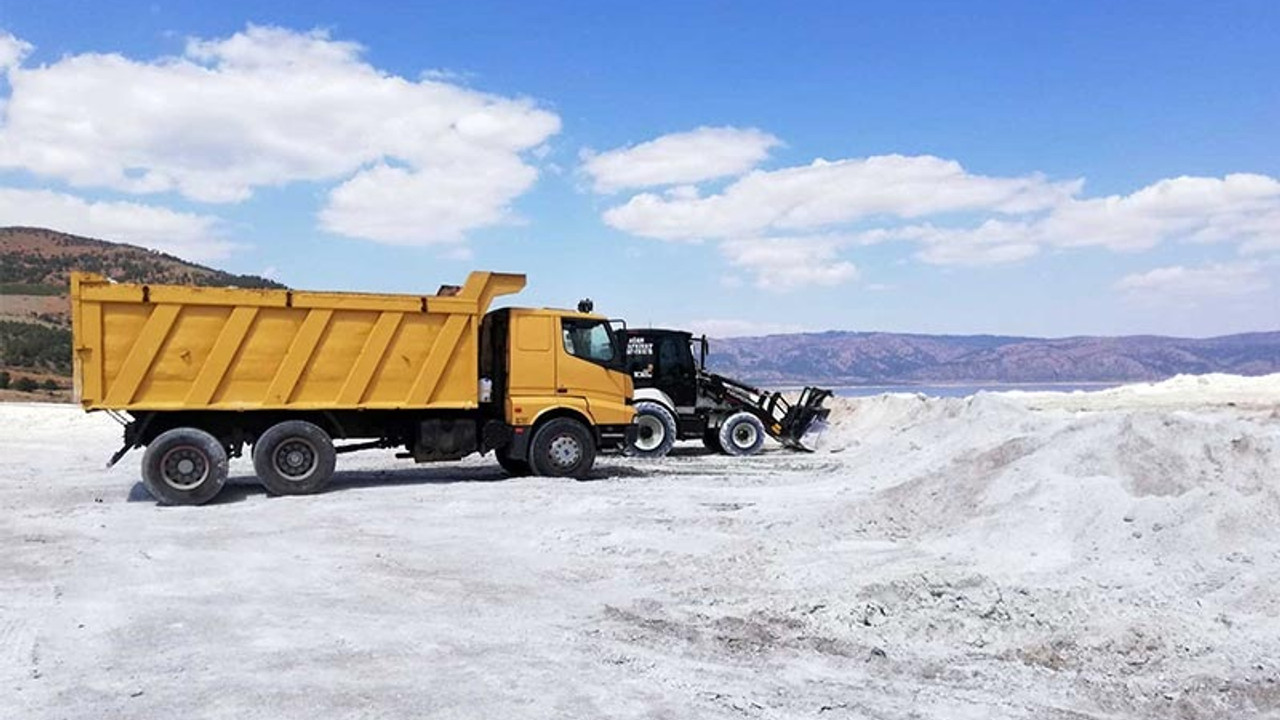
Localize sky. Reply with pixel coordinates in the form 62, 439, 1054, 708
0, 0, 1277, 338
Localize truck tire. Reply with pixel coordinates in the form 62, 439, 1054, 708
497, 453, 532, 476
529, 417, 596, 479
718, 412, 766, 456
254, 420, 337, 496
626, 401, 677, 458
141, 427, 229, 506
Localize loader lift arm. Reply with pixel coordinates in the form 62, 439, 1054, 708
699, 368, 832, 451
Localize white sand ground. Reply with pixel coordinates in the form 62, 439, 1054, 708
2, 374, 1278, 719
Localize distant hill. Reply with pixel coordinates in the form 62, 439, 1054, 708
708, 330, 1280, 386
0, 226, 284, 294
0, 226, 282, 398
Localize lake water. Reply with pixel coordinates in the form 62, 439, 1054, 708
831, 383, 1122, 398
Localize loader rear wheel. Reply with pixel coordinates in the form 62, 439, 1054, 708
626, 401, 677, 458
254, 420, 336, 496
141, 427, 228, 506
719, 412, 766, 456
529, 418, 596, 479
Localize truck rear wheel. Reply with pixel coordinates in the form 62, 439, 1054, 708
141, 427, 229, 506
626, 401, 677, 458
497, 453, 532, 476
719, 412, 766, 456
529, 418, 596, 479
254, 420, 337, 496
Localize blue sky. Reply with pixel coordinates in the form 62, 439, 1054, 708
0, 0, 1276, 337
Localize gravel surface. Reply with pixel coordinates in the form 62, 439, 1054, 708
3, 374, 1279, 719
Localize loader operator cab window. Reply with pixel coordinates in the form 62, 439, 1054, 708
562, 318, 621, 369
658, 333, 698, 407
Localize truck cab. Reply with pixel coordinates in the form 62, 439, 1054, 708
481, 308, 634, 475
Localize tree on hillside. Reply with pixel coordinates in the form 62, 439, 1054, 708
0, 321, 72, 373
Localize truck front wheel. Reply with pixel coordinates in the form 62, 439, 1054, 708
141, 427, 229, 506
254, 420, 337, 496
529, 418, 596, 479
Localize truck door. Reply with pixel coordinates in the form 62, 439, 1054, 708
507, 314, 557, 397
558, 317, 633, 426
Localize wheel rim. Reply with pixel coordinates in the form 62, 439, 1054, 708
272, 438, 319, 481
548, 434, 583, 469
634, 415, 666, 451
731, 422, 759, 449
159, 445, 210, 490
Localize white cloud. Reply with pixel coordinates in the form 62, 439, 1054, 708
0, 26, 560, 245
603, 154, 1080, 241
719, 235, 858, 291
872, 220, 1042, 266
1044, 174, 1280, 252
869, 173, 1280, 266
0, 188, 234, 262
683, 318, 808, 338
1115, 262, 1272, 303
581, 126, 780, 193
319, 160, 535, 245
0, 32, 31, 71
598, 135, 1280, 274
1237, 209, 1280, 255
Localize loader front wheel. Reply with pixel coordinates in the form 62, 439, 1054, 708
626, 401, 677, 458
254, 420, 336, 496
141, 427, 229, 506
529, 418, 596, 479
719, 412, 766, 456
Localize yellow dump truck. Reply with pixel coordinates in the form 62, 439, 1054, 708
70, 271, 636, 505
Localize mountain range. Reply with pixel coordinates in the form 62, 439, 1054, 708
0, 226, 1276, 393
708, 330, 1280, 386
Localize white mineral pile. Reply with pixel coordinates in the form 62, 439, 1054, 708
2, 374, 1278, 719
800, 374, 1280, 715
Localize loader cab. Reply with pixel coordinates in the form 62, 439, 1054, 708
624, 329, 699, 409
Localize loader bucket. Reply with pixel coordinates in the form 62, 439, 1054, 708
776, 387, 833, 452
795, 417, 830, 452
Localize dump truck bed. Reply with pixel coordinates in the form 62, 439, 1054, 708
70, 271, 526, 411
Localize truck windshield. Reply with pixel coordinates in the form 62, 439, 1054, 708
562, 318, 619, 367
